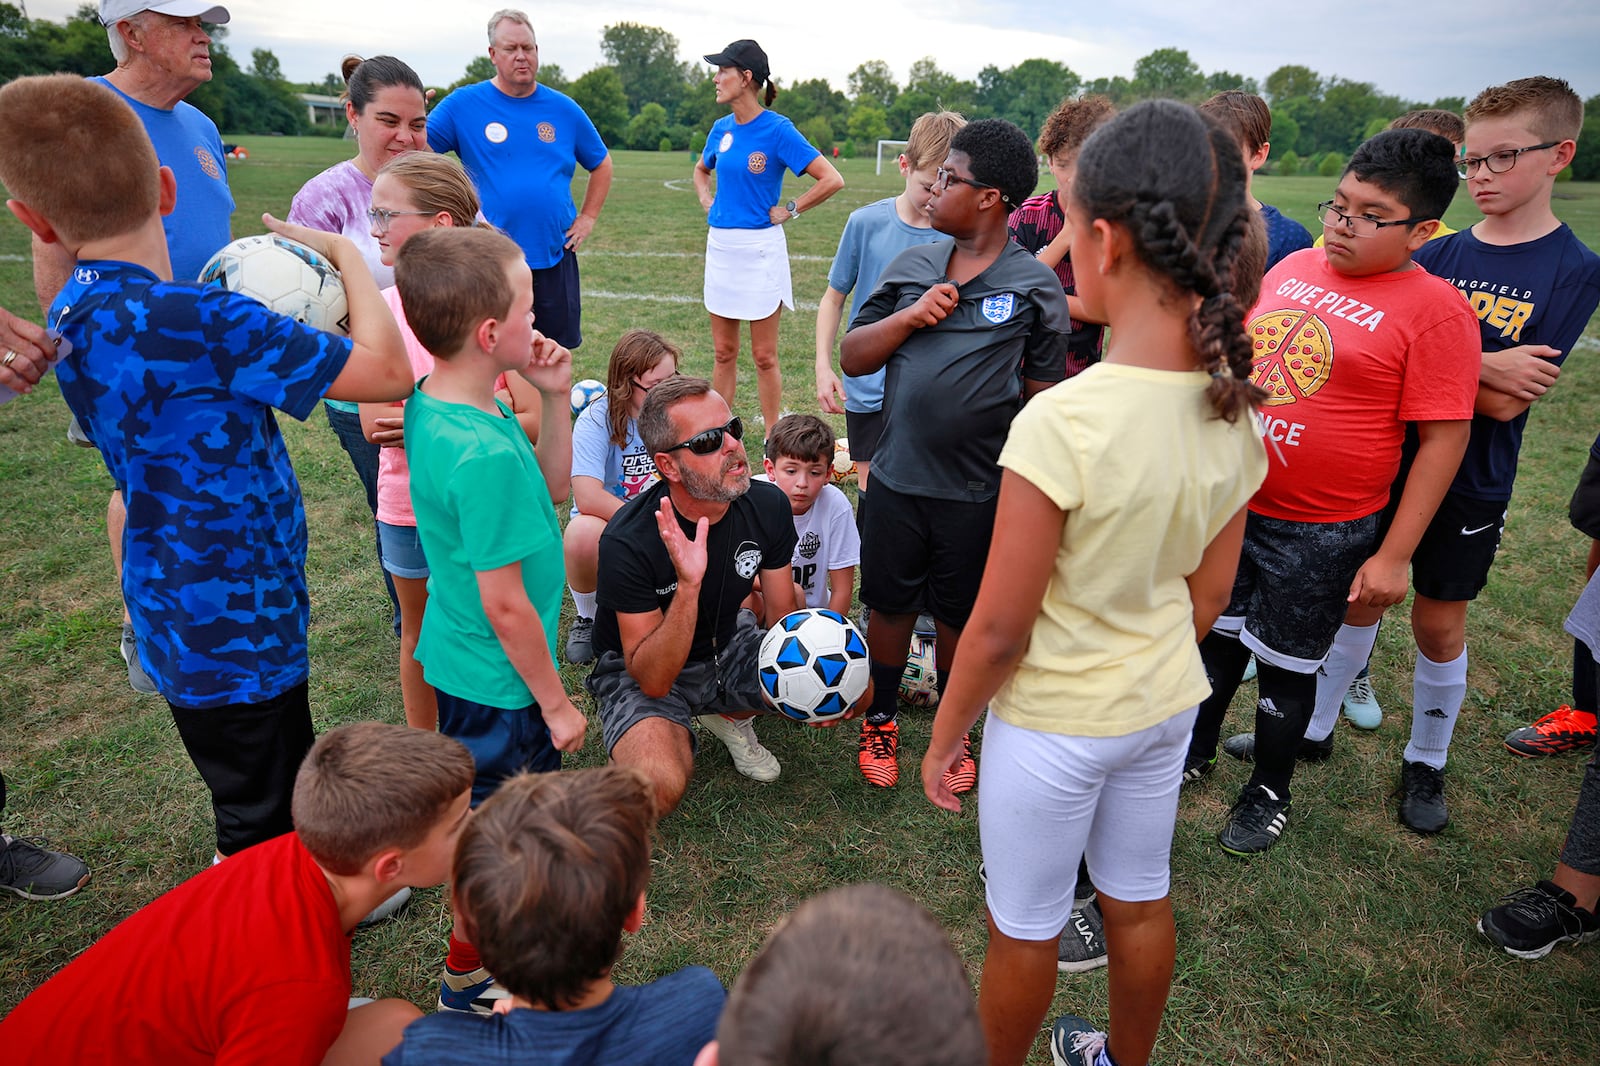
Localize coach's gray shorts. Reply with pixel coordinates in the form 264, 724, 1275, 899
586, 609, 771, 754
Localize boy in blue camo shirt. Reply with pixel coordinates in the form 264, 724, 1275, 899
0, 74, 412, 862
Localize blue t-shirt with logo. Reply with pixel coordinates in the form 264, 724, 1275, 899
52, 261, 351, 708
428, 81, 609, 268
570, 394, 657, 513
701, 110, 819, 230
94, 78, 233, 282
1261, 203, 1314, 273
1415, 224, 1600, 499
828, 197, 945, 412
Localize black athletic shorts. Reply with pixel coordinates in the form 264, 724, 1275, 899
532, 247, 583, 350
167, 682, 314, 856
1407, 490, 1507, 602
859, 480, 997, 628
1571, 454, 1600, 541
844, 408, 886, 464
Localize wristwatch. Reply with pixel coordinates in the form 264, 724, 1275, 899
785, 199, 800, 221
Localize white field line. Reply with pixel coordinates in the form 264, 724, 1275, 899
583, 249, 834, 263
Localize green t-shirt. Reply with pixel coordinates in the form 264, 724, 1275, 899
405, 384, 563, 709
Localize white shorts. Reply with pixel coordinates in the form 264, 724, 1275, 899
703, 225, 793, 321
978, 707, 1197, 942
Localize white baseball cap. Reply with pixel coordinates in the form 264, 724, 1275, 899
99, 1, 231, 26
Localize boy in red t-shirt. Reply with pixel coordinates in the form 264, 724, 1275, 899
0, 723, 475, 1065
1181, 128, 1481, 855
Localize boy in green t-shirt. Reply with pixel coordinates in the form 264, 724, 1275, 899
394, 225, 588, 1013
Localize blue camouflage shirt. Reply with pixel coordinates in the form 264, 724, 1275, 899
52, 261, 352, 708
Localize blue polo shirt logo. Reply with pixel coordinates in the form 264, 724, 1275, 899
982, 293, 1015, 324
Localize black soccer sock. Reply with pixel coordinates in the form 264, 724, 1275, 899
854, 488, 867, 541
1188, 631, 1252, 761
1575, 637, 1598, 714
1248, 662, 1317, 799
867, 658, 903, 725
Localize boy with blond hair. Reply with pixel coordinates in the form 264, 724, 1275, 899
383, 767, 724, 1065
815, 110, 966, 502
1, 723, 477, 1064
390, 225, 588, 1013
1199, 89, 1313, 270
1007, 93, 1115, 379
0, 73, 411, 864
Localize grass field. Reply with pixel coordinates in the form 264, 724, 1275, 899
3, 139, 1600, 1063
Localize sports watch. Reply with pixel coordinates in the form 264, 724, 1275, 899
785, 199, 800, 220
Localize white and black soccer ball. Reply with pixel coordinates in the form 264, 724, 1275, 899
758, 608, 870, 722
198, 234, 349, 335
899, 633, 939, 708
570, 378, 605, 417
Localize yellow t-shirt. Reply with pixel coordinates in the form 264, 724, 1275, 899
992, 363, 1267, 737
1313, 220, 1455, 248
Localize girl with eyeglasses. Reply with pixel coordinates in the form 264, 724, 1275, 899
562, 331, 680, 664
354, 153, 542, 733
693, 39, 842, 440
288, 54, 429, 643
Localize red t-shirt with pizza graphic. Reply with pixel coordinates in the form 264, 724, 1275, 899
1246, 248, 1479, 523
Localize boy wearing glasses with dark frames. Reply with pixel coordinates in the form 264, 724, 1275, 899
587, 376, 857, 815
1187, 128, 1480, 854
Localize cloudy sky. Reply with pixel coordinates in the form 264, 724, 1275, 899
33, 1, 1600, 105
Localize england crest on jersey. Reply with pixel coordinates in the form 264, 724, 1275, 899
981, 293, 1015, 324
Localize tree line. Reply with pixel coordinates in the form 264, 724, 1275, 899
6, 8, 1598, 179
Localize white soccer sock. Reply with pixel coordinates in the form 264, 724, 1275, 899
1305, 622, 1379, 742
1404, 647, 1467, 770
570, 588, 597, 619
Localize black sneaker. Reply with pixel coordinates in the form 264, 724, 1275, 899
1057, 900, 1108, 973
564, 616, 595, 665
1220, 731, 1333, 762
1217, 784, 1291, 855
0, 834, 91, 900
1181, 751, 1215, 784
1398, 760, 1448, 834
1479, 880, 1600, 959
1049, 1014, 1109, 1066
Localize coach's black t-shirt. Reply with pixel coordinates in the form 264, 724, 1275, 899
851, 238, 1071, 503
593, 478, 797, 661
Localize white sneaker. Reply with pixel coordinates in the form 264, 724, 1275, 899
1342, 671, 1383, 729
695, 714, 781, 782
356, 886, 411, 928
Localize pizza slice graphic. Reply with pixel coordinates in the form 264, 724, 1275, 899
1248, 308, 1334, 407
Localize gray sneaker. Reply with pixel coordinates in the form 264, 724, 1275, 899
1058, 899, 1109, 972
65, 414, 95, 448
565, 616, 595, 665
356, 886, 411, 928
696, 714, 780, 782
121, 622, 158, 695
0, 834, 91, 900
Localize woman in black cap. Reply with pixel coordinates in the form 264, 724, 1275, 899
693, 38, 843, 439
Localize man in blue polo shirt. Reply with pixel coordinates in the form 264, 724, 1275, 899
428, 9, 614, 350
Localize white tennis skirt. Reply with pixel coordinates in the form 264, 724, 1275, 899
703, 225, 794, 320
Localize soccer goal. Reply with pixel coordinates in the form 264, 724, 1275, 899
875, 140, 909, 176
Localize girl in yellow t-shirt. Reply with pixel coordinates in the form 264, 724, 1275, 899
920, 101, 1268, 1066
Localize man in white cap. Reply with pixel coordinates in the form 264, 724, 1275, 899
30, 2, 236, 699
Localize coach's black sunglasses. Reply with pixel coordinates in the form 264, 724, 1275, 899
666, 416, 744, 455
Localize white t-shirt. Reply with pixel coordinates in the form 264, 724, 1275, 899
756, 478, 861, 609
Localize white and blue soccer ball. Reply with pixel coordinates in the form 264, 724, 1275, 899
198, 234, 349, 335
899, 633, 939, 708
570, 378, 605, 417
758, 608, 870, 722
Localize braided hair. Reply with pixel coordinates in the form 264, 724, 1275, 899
1072, 100, 1264, 423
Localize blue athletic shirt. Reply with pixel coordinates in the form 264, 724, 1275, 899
1415, 224, 1600, 500
427, 81, 609, 268
382, 966, 725, 1066
94, 78, 233, 283
1260, 203, 1314, 272
701, 109, 819, 230
52, 261, 352, 708
570, 394, 657, 512
828, 197, 945, 411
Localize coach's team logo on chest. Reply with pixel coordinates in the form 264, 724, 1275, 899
537, 122, 556, 143
734, 541, 762, 580
747, 151, 768, 174
1248, 307, 1334, 406
195, 146, 221, 180
980, 292, 1015, 324
718, 131, 734, 153
484, 122, 509, 144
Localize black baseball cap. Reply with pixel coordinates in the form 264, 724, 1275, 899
704, 40, 769, 85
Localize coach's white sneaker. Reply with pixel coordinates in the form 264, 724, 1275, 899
696, 714, 781, 782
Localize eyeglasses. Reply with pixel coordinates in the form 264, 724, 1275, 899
1316, 201, 1432, 238
935, 166, 994, 192
367, 206, 433, 235
1456, 141, 1560, 179
666, 416, 743, 455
